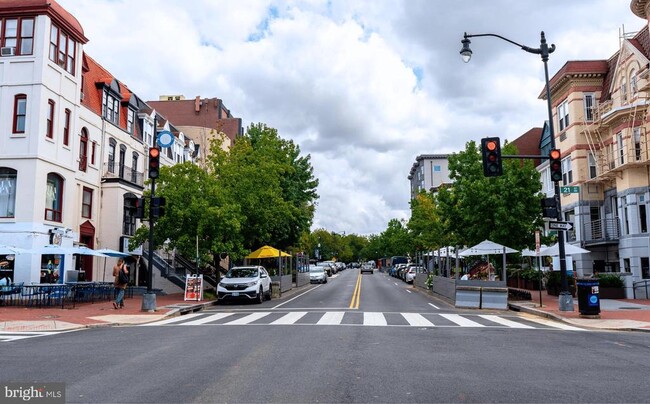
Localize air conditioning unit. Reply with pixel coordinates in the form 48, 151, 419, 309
0, 46, 16, 56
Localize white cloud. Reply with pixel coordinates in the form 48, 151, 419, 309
58, 0, 647, 235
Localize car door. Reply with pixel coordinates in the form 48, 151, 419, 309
261, 268, 271, 292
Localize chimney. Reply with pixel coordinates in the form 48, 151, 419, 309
195, 96, 201, 113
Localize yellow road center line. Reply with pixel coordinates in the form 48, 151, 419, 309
349, 273, 362, 309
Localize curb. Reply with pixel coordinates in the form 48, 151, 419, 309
509, 303, 650, 333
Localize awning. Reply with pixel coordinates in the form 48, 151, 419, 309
245, 245, 290, 259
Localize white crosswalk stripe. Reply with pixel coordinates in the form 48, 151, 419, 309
0, 331, 72, 343
225, 312, 271, 325
439, 314, 485, 327
271, 312, 307, 325
363, 312, 387, 326
140, 311, 586, 331
316, 311, 345, 325
402, 313, 435, 327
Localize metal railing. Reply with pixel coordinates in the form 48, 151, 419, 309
633, 279, 650, 299
103, 162, 144, 187
582, 218, 620, 244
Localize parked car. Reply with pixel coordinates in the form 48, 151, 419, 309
309, 265, 328, 284
404, 265, 424, 284
316, 261, 336, 276
392, 263, 406, 278
217, 265, 271, 304
361, 262, 374, 274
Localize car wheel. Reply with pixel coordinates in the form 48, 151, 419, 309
256, 287, 264, 304
266, 286, 272, 300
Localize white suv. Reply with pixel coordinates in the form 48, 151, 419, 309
217, 266, 271, 304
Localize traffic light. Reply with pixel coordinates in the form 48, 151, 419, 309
549, 149, 562, 182
541, 196, 558, 219
135, 197, 146, 219
151, 196, 166, 219
148, 147, 160, 179
481, 137, 502, 177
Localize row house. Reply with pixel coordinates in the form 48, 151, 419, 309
540, 7, 650, 287
0, 0, 201, 285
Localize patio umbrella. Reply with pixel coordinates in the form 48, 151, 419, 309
459, 240, 518, 281
29, 245, 109, 256
0, 245, 28, 255
95, 248, 130, 258
521, 246, 548, 257
540, 243, 590, 256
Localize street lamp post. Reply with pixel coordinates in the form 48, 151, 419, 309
460, 31, 574, 311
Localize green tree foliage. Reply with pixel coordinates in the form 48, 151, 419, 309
209, 123, 319, 251
132, 162, 246, 264
436, 140, 544, 250
408, 191, 446, 251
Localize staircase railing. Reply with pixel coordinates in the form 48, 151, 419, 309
173, 253, 219, 287
143, 249, 186, 290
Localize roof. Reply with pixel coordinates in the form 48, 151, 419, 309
0, 0, 87, 43
540, 60, 609, 99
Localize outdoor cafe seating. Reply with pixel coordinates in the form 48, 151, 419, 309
0, 281, 125, 308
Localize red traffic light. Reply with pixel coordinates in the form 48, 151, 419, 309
148, 147, 161, 179
481, 137, 502, 177
149, 148, 160, 158
485, 140, 498, 152
549, 149, 562, 182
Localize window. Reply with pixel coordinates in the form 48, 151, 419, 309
618, 132, 624, 165
642, 257, 650, 279
561, 157, 573, 185
119, 146, 126, 179
91, 142, 96, 165
46, 99, 55, 139
45, 173, 63, 222
123, 195, 137, 236
48, 23, 76, 75
1, 18, 34, 55
631, 69, 638, 95
131, 153, 138, 183
557, 99, 569, 131
433, 165, 441, 172
13, 94, 26, 134
621, 78, 628, 103
108, 140, 116, 173
640, 202, 647, 233
588, 152, 597, 179
102, 90, 119, 125
79, 128, 88, 172
81, 187, 92, 219
0, 168, 17, 218
584, 93, 594, 121
63, 109, 70, 146
127, 109, 134, 134
634, 127, 641, 161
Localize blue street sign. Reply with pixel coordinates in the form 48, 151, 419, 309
157, 130, 174, 148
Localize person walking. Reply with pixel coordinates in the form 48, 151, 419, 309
112, 258, 129, 309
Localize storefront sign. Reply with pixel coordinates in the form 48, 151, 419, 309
184, 274, 203, 301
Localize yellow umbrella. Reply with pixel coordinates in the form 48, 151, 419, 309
246, 245, 290, 259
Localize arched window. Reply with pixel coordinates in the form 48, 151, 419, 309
131, 152, 139, 183
630, 69, 638, 95
79, 128, 88, 172
0, 168, 17, 218
45, 173, 63, 222
621, 77, 628, 103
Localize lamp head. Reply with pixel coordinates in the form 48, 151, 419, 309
460, 35, 472, 63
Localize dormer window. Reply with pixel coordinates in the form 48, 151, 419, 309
127, 109, 134, 134
102, 89, 120, 125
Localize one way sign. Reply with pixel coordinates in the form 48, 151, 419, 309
549, 221, 574, 231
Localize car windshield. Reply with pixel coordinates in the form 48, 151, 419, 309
226, 267, 258, 278
310, 267, 324, 273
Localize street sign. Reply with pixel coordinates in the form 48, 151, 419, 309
549, 221, 574, 231
560, 186, 579, 194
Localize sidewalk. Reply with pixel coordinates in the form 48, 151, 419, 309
0, 293, 214, 332
509, 289, 650, 332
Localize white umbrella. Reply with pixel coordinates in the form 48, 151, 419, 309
540, 243, 590, 256
0, 245, 28, 255
521, 246, 548, 257
459, 240, 518, 256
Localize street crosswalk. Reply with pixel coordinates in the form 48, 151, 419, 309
141, 310, 585, 331
0, 330, 70, 343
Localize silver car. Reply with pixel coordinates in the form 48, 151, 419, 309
309, 265, 328, 284
217, 266, 272, 303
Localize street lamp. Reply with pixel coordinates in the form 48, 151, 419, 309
460, 31, 574, 311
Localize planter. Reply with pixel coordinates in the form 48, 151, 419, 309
599, 287, 625, 299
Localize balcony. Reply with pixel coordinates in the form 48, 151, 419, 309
582, 218, 620, 246
103, 162, 144, 187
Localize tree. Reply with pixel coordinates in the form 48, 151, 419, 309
208, 123, 319, 251
131, 162, 246, 265
436, 140, 544, 250
408, 190, 446, 251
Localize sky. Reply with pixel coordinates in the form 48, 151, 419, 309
57, 0, 645, 236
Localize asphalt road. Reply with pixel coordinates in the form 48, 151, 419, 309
1, 268, 649, 403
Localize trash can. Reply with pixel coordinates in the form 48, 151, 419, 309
577, 278, 600, 316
